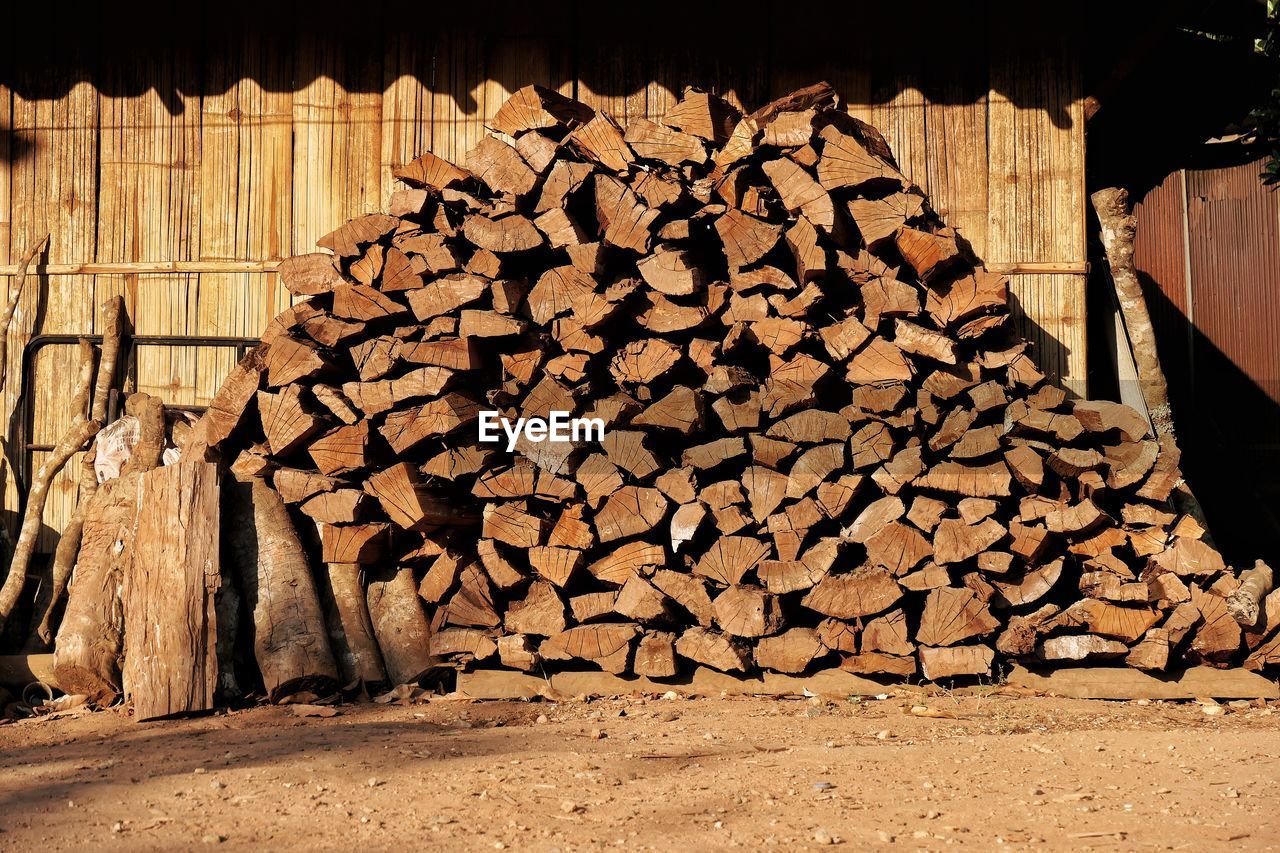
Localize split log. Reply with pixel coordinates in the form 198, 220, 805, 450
755, 627, 825, 673
919, 645, 994, 679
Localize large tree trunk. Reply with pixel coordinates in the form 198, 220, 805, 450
122, 462, 221, 720
223, 478, 339, 702
34, 298, 128, 646
48, 473, 139, 703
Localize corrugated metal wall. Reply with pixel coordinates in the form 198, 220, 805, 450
1134, 153, 1280, 563
0, 23, 1088, 554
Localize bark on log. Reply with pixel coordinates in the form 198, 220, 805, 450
1091, 187, 1211, 538
48, 472, 141, 703
34, 296, 127, 645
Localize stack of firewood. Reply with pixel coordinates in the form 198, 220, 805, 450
59, 82, 1274, 702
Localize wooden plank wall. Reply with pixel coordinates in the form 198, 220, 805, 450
0, 30, 1086, 551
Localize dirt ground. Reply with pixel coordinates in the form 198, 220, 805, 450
1, 689, 1278, 851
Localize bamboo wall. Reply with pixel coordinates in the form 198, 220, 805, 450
0, 24, 1086, 552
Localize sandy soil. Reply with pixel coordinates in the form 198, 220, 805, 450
1, 690, 1278, 851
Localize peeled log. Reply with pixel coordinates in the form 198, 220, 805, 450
318, 563, 388, 686
224, 480, 339, 702
1227, 561, 1274, 628
367, 566, 437, 685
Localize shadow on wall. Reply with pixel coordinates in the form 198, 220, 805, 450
0, 0, 1101, 139
1139, 274, 1280, 569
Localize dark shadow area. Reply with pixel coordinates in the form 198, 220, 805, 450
1141, 268, 1280, 568
1087, 17, 1276, 199
0, 709, 529, 813
0, 1, 1181, 129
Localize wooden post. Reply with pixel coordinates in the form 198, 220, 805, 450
1092, 186, 1211, 537
121, 462, 221, 721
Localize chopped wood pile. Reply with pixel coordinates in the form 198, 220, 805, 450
59, 82, 1276, 704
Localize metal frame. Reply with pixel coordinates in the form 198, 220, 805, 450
15, 333, 259, 492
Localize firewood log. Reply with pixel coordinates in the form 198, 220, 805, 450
167, 81, 1255, 689
318, 562, 387, 686
1227, 561, 1274, 628
0, 340, 99, 631
35, 296, 126, 646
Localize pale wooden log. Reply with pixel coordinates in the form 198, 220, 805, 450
1093, 187, 1210, 536
1227, 561, 1274, 628
367, 565, 436, 685
505, 582, 567, 637
317, 562, 387, 686
497, 634, 539, 671
634, 631, 678, 678
121, 462, 221, 721
540, 624, 638, 674
223, 480, 339, 702
675, 627, 749, 673
919, 645, 994, 679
